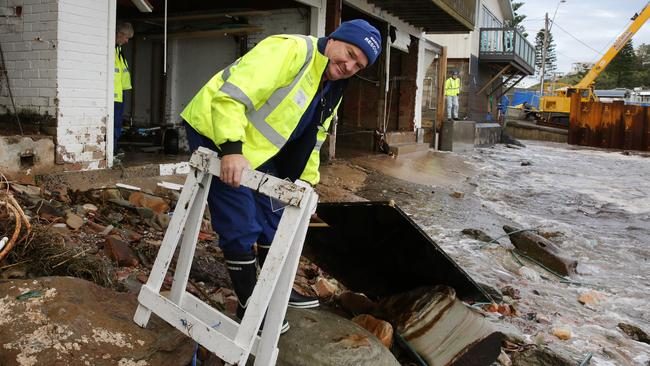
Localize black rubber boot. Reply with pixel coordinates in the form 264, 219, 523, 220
257, 244, 320, 309
225, 251, 289, 334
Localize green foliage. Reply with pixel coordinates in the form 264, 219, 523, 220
594, 41, 645, 89
535, 28, 557, 75
506, 1, 528, 37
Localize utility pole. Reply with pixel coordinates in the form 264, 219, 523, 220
539, 12, 549, 95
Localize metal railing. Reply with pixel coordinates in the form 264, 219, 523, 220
479, 27, 536, 72
439, 0, 476, 27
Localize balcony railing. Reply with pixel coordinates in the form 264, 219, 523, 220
479, 28, 536, 74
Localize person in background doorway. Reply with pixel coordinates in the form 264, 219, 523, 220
114, 22, 133, 153
181, 20, 382, 333
445, 69, 461, 121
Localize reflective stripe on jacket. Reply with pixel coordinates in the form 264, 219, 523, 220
180, 34, 340, 185
114, 46, 131, 102
445, 77, 460, 96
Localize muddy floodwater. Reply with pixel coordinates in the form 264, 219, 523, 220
348, 141, 650, 365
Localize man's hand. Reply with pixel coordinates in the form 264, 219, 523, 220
220, 154, 250, 188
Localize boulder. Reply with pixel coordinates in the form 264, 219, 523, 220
503, 225, 577, 276
0, 276, 194, 366
276, 308, 399, 366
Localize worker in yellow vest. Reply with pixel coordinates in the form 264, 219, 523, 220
181, 20, 382, 333
114, 22, 133, 151
445, 69, 461, 121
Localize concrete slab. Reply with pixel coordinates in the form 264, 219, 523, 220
440, 120, 475, 153
475, 123, 502, 147
0, 135, 55, 176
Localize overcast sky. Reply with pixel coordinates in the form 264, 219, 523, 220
518, 0, 650, 74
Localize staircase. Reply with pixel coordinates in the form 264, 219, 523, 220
385, 131, 430, 156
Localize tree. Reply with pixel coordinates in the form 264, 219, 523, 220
535, 28, 557, 77
506, 2, 528, 37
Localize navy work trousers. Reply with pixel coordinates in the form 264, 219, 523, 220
114, 101, 124, 149
184, 122, 283, 258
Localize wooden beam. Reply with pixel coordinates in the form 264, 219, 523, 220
487, 72, 516, 97
140, 10, 271, 23
145, 27, 264, 40
435, 46, 448, 131
326, 0, 342, 35
476, 64, 510, 96
496, 74, 526, 101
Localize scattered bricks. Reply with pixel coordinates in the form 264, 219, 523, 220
313, 277, 338, 299
578, 290, 605, 306
352, 314, 393, 348
501, 285, 521, 300
136, 272, 148, 284
552, 326, 572, 340
451, 191, 464, 199
225, 295, 239, 315
65, 212, 84, 230
129, 191, 170, 214
104, 236, 139, 267
338, 291, 377, 316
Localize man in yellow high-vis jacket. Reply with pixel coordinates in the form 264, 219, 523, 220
182, 20, 381, 333
114, 22, 133, 151
445, 69, 461, 121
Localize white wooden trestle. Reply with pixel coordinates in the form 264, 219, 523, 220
133, 147, 318, 366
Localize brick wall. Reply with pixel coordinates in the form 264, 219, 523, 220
55, 0, 109, 169
0, 0, 58, 117
247, 8, 309, 49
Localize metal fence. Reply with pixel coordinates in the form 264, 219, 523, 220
479, 28, 536, 70
569, 97, 650, 151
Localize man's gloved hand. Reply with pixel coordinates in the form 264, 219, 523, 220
220, 154, 250, 188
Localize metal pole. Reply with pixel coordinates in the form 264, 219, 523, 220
163, 0, 167, 75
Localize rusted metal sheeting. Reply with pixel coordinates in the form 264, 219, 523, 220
569, 93, 650, 151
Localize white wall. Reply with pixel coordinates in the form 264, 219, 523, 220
247, 8, 309, 48
55, 0, 109, 169
0, 0, 58, 116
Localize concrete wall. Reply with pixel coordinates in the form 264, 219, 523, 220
0, 0, 58, 116
247, 8, 309, 48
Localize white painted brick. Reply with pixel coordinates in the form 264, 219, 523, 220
23, 69, 39, 79
15, 60, 30, 69
61, 0, 106, 12
13, 41, 33, 52
31, 40, 57, 50
39, 11, 56, 21
32, 20, 56, 31
0, 32, 24, 43
38, 87, 56, 97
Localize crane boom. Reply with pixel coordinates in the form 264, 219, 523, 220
576, 1, 650, 89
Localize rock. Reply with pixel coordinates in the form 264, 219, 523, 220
535, 313, 551, 324
511, 345, 575, 366
0, 277, 194, 366
501, 285, 521, 300
313, 277, 338, 299
618, 322, 650, 344
338, 292, 378, 316
51, 223, 70, 235
578, 290, 604, 306
552, 326, 572, 340
102, 188, 123, 200
504, 225, 578, 276
156, 212, 171, 230
379, 286, 502, 366
462, 228, 496, 243
11, 183, 41, 197
521, 160, 532, 166
450, 191, 464, 199
518, 266, 541, 281
497, 350, 512, 366
65, 213, 85, 230
351, 314, 393, 348
105, 236, 139, 267
82, 203, 98, 212
276, 308, 399, 366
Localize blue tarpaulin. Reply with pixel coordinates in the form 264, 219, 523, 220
512, 91, 540, 109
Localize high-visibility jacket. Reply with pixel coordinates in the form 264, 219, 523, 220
181, 34, 341, 185
444, 77, 460, 97
114, 46, 131, 102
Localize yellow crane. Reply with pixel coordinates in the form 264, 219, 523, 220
539, 1, 650, 125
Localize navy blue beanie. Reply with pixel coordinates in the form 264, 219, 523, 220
330, 19, 382, 66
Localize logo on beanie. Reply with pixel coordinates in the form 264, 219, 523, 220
364, 36, 380, 56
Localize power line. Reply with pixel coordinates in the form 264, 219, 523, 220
551, 20, 603, 56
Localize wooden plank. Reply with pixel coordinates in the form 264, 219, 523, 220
435, 46, 447, 131
138, 286, 245, 364
146, 27, 264, 40
189, 148, 307, 207
504, 225, 577, 276
142, 10, 272, 22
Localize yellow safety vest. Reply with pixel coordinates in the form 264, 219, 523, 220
114, 46, 132, 102
181, 35, 340, 185
445, 77, 460, 96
